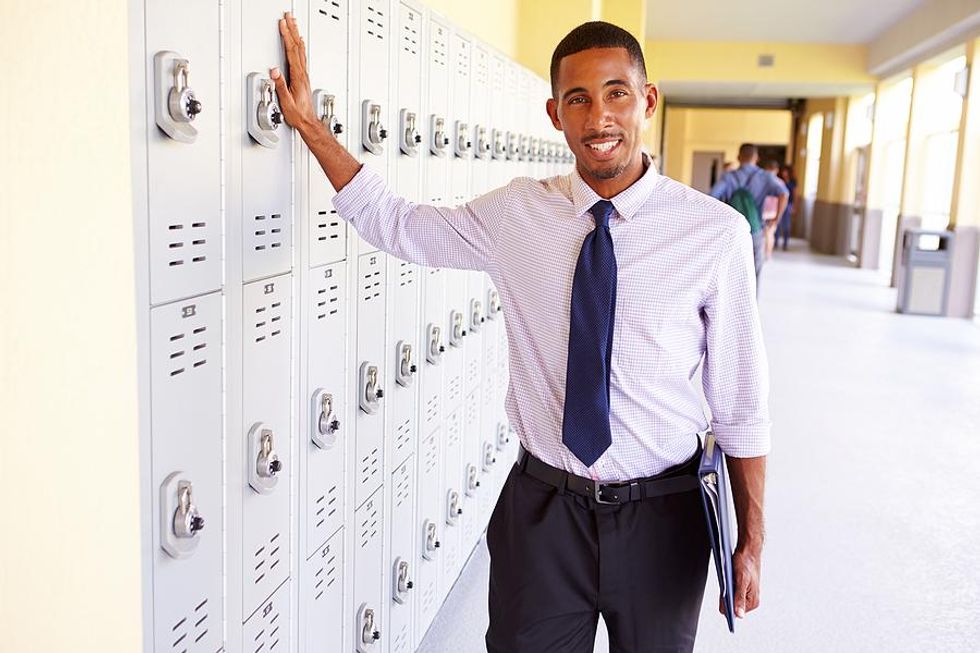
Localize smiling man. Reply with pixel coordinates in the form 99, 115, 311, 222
273, 15, 769, 653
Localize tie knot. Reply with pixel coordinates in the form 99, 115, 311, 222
589, 200, 615, 228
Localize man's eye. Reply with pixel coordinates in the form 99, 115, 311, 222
610, 90, 628, 98
569, 96, 587, 105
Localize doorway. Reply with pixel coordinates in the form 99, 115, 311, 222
690, 151, 725, 193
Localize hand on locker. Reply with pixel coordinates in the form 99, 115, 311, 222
271, 13, 361, 191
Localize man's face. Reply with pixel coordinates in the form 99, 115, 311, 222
547, 48, 657, 183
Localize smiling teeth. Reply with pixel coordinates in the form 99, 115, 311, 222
589, 141, 618, 152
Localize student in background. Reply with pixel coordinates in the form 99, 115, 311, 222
776, 165, 798, 251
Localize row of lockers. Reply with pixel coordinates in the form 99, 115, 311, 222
131, 0, 574, 652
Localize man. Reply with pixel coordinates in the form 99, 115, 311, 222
710, 144, 788, 289
273, 15, 769, 652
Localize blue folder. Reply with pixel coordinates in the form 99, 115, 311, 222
698, 432, 736, 633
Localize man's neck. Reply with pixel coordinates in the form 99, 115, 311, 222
578, 155, 647, 199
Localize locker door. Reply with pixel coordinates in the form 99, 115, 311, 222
355, 252, 387, 507
144, 1, 221, 307
469, 43, 491, 195
149, 294, 223, 653
489, 54, 508, 189
387, 457, 417, 653
461, 388, 483, 550
305, 263, 347, 556
415, 428, 443, 642
303, 530, 345, 652
244, 580, 291, 653
389, 258, 420, 469
440, 407, 464, 590
423, 17, 450, 207
354, 489, 385, 653
463, 271, 485, 400
449, 32, 471, 209
242, 275, 292, 620
419, 267, 445, 436
308, 0, 350, 267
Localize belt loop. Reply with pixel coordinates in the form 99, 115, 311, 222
556, 471, 567, 495
517, 446, 529, 472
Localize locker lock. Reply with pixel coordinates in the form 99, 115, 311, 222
482, 442, 497, 471
487, 289, 501, 319
392, 557, 414, 604
153, 51, 200, 143
506, 132, 520, 161
470, 299, 485, 333
399, 109, 422, 157
311, 389, 341, 449
422, 519, 441, 560
496, 422, 511, 451
531, 137, 543, 162
430, 115, 449, 156
518, 134, 530, 161
314, 89, 344, 135
248, 423, 282, 494
465, 463, 481, 496
426, 324, 445, 365
246, 73, 282, 148
446, 489, 463, 526
475, 125, 491, 160
395, 340, 417, 387
356, 604, 380, 653
362, 100, 387, 155
160, 472, 203, 559
492, 128, 507, 160
359, 362, 383, 414
449, 310, 467, 347
454, 121, 471, 158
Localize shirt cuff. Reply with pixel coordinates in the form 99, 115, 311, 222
710, 422, 771, 458
331, 163, 384, 221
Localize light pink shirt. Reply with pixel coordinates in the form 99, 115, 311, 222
333, 157, 770, 482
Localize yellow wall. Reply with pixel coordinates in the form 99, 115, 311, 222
516, 0, 597, 79
0, 1, 143, 652
662, 108, 793, 185
646, 41, 875, 86
796, 97, 851, 204
426, 0, 519, 59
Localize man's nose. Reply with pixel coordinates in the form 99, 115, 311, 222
586, 99, 614, 131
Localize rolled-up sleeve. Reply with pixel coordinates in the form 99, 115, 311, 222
700, 221, 771, 457
331, 164, 507, 272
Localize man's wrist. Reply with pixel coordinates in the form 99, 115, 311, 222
736, 532, 765, 556
297, 115, 330, 145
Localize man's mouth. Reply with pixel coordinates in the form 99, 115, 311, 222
584, 138, 623, 158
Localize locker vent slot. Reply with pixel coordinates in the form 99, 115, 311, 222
447, 418, 460, 449
466, 398, 478, 429
421, 580, 436, 614
314, 484, 340, 532
393, 461, 412, 509
365, 4, 385, 41
431, 28, 447, 67
314, 209, 342, 243
251, 597, 282, 653
317, 0, 342, 21
253, 296, 286, 343
360, 447, 381, 487
313, 549, 339, 601
170, 596, 210, 651
166, 323, 210, 377
253, 533, 282, 587
474, 52, 488, 85
467, 356, 480, 385
423, 435, 438, 474
397, 261, 415, 287
359, 501, 380, 549
455, 43, 469, 78
252, 214, 285, 252
424, 394, 440, 426
360, 267, 382, 302
393, 417, 412, 460
402, 18, 419, 54
165, 221, 209, 269
391, 623, 411, 653
314, 278, 342, 321
447, 373, 462, 404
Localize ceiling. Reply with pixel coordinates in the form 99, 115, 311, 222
645, 0, 924, 44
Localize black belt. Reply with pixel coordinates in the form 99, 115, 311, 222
516, 444, 700, 505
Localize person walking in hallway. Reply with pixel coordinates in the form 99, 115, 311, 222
776, 165, 798, 251
710, 144, 789, 291
272, 14, 770, 652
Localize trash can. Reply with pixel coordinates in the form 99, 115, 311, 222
897, 229, 954, 316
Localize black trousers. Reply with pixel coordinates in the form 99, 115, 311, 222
485, 449, 710, 653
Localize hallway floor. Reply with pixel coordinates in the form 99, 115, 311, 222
418, 241, 980, 652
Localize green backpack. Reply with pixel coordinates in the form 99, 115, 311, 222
726, 170, 762, 234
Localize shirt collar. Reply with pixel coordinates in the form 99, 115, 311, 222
569, 152, 659, 222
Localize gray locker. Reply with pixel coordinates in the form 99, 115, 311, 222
244, 579, 291, 652
469, 43, 491, 195
489, 54, 509, 188
443, 298, 466, 411
388, 457, 417, 653
144, 1, 221, 306
241, 2, 294, 283
303, 530, 345, 652
461, 389, 483, 550
355, 252, 387, 506
423, 17, 451, 205
389, 259, 420, 469
149, 294, 223, 653
419, 267, 446, 434
308, 0, 350, 267
242, 274, 292, 619
440, 407, 465, 588
354, 489, 385, 653
415, 428, 443, 640
393, 1, 424, 201
306, 263, 348, 556
449, 32, 471, 208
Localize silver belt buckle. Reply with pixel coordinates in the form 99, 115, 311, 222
593, 483, 618, 504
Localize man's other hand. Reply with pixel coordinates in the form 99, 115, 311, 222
722, 545, 762, 619
271, 12, 316, 131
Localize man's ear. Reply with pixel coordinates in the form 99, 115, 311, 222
644, 83, 659, 119
546, 98, 563, 131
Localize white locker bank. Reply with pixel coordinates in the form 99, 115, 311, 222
128, 1, 572, 651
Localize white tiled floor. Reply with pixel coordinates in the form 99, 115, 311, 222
418, 241, 980, 652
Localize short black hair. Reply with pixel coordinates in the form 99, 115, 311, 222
550, 21, 647, 98
738, 143, 758, 159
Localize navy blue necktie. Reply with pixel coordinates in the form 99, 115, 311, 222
561, 200, 617, 467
